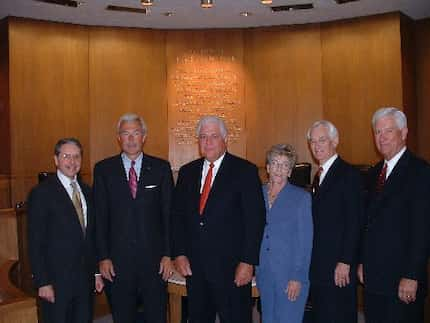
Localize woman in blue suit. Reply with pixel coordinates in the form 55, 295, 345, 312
256, 144, 313, 323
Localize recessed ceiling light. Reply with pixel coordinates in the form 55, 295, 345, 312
240, 11, 252, 16
260, 0, 272, 4
141, 0, 153, 6
201, 0, 213, 8
163, 11, 175, 16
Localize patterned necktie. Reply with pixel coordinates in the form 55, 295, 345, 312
70, 181, 85, 232
129, 160, 138, 199
312, 166, 323, 195
199, 163, 214, 215
375, 163, 387, 193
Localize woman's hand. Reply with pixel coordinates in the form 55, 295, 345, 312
285, 280, 301, 302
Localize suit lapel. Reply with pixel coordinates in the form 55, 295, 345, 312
52, 176, 85, 238
314, 156, 342, 201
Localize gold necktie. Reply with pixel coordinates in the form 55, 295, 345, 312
71, 181, 85, 232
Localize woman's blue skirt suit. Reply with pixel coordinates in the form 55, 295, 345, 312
256, 183, 313, 323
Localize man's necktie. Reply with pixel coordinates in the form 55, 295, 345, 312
375, 163, 387, 193
199, 163, 214, 215
312, 166, 323, 194
71, 181, 85, 232
129, 160, 138, 199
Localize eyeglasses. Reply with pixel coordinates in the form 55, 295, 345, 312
269, 161, 290, 170
198, 134, 222, 141
309, 137, 329, 145
119, 130, 143, 137
59, 153, 81, 161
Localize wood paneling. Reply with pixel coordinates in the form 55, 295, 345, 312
244, 25, 324, 168
0, 209, 18, 260
8, 18, 90, 203
415, 18, 430, 162
0, 176, 11, 209
321, 13, 404, 165
0, 19, 11, 175
166, 30, 245, 169
89, 27, 168, 168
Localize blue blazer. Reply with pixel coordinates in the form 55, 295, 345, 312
257, 183, 313, 287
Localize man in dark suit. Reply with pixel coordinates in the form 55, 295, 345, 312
27, 138, 103, 323
94, 113, 174, 323
307, 120, 362, 323
358, 107, 430, 323
172, 115, 266, 323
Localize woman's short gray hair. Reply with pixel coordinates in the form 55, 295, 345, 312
306, 120, 339, 141
196, 116, 228, 139
371, 107, 407, 130
117, 113, 147, 135
266, 144, 297, 169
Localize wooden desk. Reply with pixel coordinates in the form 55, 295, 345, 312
167, 273, 259, 323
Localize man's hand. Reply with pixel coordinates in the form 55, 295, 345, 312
99, 259, 116, 282
234, 262, 253, 287
174, 256, 192, 277
285, 280, 301, 301
357, 264, 364, 284
95, 275, 104, 293
159, 256, 174, 281
334, 262, 350, 287
39, 285, 55, 303
398, 278, 417, 304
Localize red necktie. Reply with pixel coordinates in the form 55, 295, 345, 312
312, 166, 323, 194
129, 160, 138, 199
375, 163, 387, 193
199, 163, 214, 215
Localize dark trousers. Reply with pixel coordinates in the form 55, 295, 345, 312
40, 286, 93, 323
186, 271, 252, 323
364, 291, 424, 323
311, 283, 357, 323
104, 270, 167, 323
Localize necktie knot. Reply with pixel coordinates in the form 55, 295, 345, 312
376, 163, 387, 193
209, 163, 214, 169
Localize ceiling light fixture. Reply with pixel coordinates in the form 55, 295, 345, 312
240, 11, 252, 16
163, 11, 175, 16
141, 0, 153, 6
201, 0, 213, 8
260, 0, 272, 4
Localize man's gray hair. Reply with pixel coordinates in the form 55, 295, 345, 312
117, 113, 147, 135
266, 143, 297, 169
306, 120, 339, 141
54, 138, 83, 156
196, 116, 228, 139
371, 107, 407, 130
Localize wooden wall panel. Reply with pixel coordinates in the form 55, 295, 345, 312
166, 30, 245, 170
0, 19, 11, 175
0, 176, 11, 209
321, 13, 404, 165
244, 25, 324, 168
415, 18, 430, 162
89, 27, 167, 169
8, 18, 90, 203
400, 15, 418, 153
0, 209, 18, 261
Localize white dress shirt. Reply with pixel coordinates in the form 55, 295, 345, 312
57, 170, 88, 227
385, 146, 406, 178
319, 154, 338, 185
200, 153, 225, 193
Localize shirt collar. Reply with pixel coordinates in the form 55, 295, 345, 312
57, 169, 77, 187
121, 152, 143, 164
385, 146, 406, 175
204, 152, 226, 169
320, 153, 338, 172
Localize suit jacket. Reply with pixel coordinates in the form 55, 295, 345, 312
172, 152, 266, 281
363, 149, 430, 297
93, 153, 173, 275
27, 175, 96, 292
257, 184, 313, 287
310, 156, 363, 285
